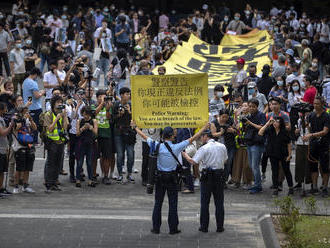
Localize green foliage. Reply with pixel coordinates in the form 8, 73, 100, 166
304, 196, 318, 215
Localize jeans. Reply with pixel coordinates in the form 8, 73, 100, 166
40, 53, 49, 73
247, 145, 264, 189
44, 142, 64, 188
200, 174, 225, 230
152, 179, 178, 232
96, 57, 110, 87
224, 146, 236, 180
115, 79, 127, 96
114, 135, 135, 175
76, 142, 93, 181
0, 52, 10, 77
29, 108, 42, 144
318, 60, 324, 80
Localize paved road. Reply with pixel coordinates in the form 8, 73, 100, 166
1, 138, 329, 248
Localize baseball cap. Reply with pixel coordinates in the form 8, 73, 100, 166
236, 58, 245, 65
247, 82, 256, 88
286, 49, 294, 57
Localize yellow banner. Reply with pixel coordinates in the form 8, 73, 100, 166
153, 30, 273, 88
131, 73, 209, 128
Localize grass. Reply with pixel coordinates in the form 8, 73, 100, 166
292, 215, 330, 248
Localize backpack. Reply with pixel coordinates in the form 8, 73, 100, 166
112, 57, 124, 80
14, 123, 33, 147
39, 111, 50, 143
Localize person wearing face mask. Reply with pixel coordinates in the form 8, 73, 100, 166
305, 58, 320, 82
286, 63, 305, 88
220, 15, 230, 40
22, 38, 37, 72
209, 84, 225, 122
9, 40, 26, 95
247, 82, 268, 113
319, 17, 330, 46
287, 80, 304, 111
321, 65, 330, 105
268, 76, 288, 110
115, 15, 131, 51
226, 13, 251, 35
0, 23, 12, 78
301, 75, 317, 105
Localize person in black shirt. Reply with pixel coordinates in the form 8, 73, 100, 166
302, 96, 330, 197
22, 38, 37, 73
0, 81, 15, 112
259, 116, 294, 197
257, 64, 276, 98
76, 106, 98, 188
210, 109, 236, 183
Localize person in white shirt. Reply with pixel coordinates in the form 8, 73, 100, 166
9, 39, 25, 94
232, 58, 247, 90
43, 59, 66, 100
185, 129, 227, 233
285, 6, 297, 19
289, 13, 299, 31
319, 17, 330, 45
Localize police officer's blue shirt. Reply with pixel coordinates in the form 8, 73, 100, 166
146, 137, 189, 172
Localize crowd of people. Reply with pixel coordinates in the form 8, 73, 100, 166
0, 0, 329, 201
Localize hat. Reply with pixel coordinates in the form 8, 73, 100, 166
236, 58, 245, 65
163, 126, 174, 138
286, 49, 294, 57
247, 82, 257, 88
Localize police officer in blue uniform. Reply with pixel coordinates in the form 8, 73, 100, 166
185, 129, 228, 233
133, 121, 208, 234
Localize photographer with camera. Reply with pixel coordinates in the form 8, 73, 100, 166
210, 109, 236, 185
22, 67, 45, 144
95, 89, 115, 184
11, 106, 37, 194
243, 98, 266, 194
132, 121, 209, 234
258, 116, 294, 197
75, 106, 98, 188
0, 102, 15, 197
302, 96, 330, 197
43, 95, 68, 193
113, 87, 136, 183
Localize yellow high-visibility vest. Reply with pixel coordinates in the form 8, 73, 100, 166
46, 112, 64, 141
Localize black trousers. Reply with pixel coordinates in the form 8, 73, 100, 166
141, 141, 150, 183
269, 157, 293, 189
0, 52, 10, 77
152, 173, 178, 232
69, 133, 77, 179
44, 142, 64, 188
200, 170, 225, 230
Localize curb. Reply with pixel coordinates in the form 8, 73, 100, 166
258, 213, 281, 248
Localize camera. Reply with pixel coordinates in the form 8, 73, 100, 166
291, 103, 313, 114
241, 116, 249, 124
76, 63, 85, 68
76, 89, 85, 95
57, 104, 66, 110
110, 81, 116, 88
28, 96, 32, 102
118, 104, 125, 112
219, 124, 229, 131
104, 96, 113, 102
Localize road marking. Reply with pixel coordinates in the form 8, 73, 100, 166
35, 158, 143, 162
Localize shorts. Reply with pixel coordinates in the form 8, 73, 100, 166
97, 137, 115, 159
309, 142, 329, 174
0, 153, 8, 172
15, 148, 35, 172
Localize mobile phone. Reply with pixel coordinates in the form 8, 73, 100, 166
28, 96, 32, 102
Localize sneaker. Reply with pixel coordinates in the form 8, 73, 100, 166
242, 184, 252, 190
288, 188, 294, 196
293, 183, 302, 190
50, 185, 62, 191
0, 188, 12, 195
127, 175, 135, 183
117, 175, 124, 183
194, 178, 200, 187
122, 168, 127, 174
262, 173, 266, 182
12, 187, 20, 194
102, 177, 111, 185
60, 170, 68, 176
322, 189, 328, 198
249, 187, 262, 194
111, 174, 118, 180
272, 190, 279, 197
310, 188, 320, 195
23, 187, 35, 193
227, 179, 234, 185
45, 188, 52, 193
133, 168, 139, 174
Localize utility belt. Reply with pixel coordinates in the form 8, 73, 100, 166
157, 170, 178, 186
200, 168, 225, 184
